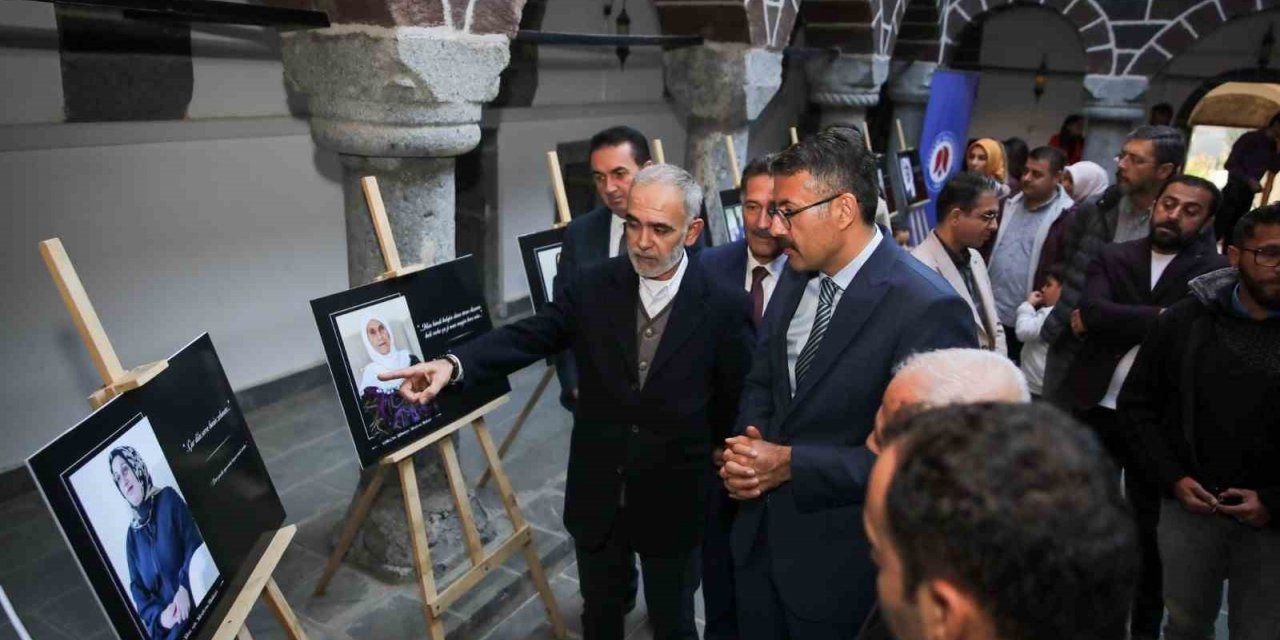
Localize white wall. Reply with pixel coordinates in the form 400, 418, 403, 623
967, 7, 1087, 147
0, 2, 345, 470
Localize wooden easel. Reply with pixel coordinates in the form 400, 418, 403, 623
38, 239, 308, 640
789, 126, 799, 146
314, 177, 567, 640
473, 153, 573, 490
724, 135, 742, 189
653, 138, 667, 164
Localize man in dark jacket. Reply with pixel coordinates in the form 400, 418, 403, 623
1041, 125, 1185, 404
1064, 175, 1227, 640
1119, 203, 1280, 640
1216, 112, 1280, 248
384, 164, 754, 639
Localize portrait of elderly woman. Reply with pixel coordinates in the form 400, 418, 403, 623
344, 308, 439, 438
109, 446, 209, 640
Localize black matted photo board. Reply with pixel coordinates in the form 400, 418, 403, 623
719, 189, 745, 243
518, 226, 566, 313
897, 149, 929, 207
311, 254, 510, 467
876, 153, 897, 215
27, 334, 285, 640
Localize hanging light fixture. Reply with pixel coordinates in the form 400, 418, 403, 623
1258, 24, 1274, 69
615, 1, 631, 69
1033, 54, 1048, 101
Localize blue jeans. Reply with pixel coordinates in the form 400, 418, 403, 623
1159, 499, 1280, 640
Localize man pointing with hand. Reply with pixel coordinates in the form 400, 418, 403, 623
381, 163, 754, 640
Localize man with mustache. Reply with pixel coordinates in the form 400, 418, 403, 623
1040, 125, 1186, 404
910, 172, 1006, 354
1120, 203, 1280, 640
719, 126, 976, 639
698, 153, 785, 640
381, 164, 753, 639
1061, 175, 1227, 640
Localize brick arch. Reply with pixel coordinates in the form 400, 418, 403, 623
652, 0, 801, 50
1125, 1, 1280, 78
937, 0, 1113, 74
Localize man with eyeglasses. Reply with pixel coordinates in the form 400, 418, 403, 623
910, 171, 1006, 354
1040, 125, 1185, 404
1060, 175, 1228, 640
987, 146, 1074, 364
718, 126, 976, 640
1119, 203, 1280, 640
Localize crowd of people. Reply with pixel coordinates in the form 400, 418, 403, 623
374, 119, 1279, 640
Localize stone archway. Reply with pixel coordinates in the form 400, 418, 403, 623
1125, 3, 1280, 78
1175, 68, 1280, 127
937, 0, 1113, 74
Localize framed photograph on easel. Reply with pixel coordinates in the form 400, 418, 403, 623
518, 227, 567, 313
28, 334, 286, 640
311, 255, 510, 468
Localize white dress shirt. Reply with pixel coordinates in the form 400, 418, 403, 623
786, 227, 883, 392
639, 251, 689, 318
745, 249, 788, 310
608, 213, 626, 258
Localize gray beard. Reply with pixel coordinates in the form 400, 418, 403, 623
631, 244, 686, 279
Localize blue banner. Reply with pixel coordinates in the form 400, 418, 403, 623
910, 69, 979, 244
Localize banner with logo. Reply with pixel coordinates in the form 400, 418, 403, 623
912, 69, 979, 243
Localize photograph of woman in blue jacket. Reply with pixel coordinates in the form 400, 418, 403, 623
109, 446, 207, 639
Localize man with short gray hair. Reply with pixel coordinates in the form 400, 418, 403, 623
867, 348, 1030, 455
382, 163, 755, 639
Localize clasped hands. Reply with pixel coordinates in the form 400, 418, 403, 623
159, 586, 191, 630
378, 359, 456, 404
718, 426, 791, 500
1173, 476, 1271, 528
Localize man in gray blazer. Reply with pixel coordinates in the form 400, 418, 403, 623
911, 171, 1007, 355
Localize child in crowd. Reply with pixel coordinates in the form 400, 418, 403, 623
1015, 265, 1063, 398
891, 220, 911, 248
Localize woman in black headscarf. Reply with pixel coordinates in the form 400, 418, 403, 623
110, 446, 204, 640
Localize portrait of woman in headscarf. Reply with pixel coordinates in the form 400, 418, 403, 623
358, 315, 438, 436
109, 446, 204, 640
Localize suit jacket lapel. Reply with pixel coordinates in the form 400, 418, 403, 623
586, 207, 614, 264
648, 259, 710, 379
780, 240, 895, 423
1152, 237, 1212, 301
608, 259, 640, 377
923, 236, 982, 329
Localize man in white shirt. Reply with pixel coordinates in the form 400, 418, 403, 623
1065, 175, 1227, 640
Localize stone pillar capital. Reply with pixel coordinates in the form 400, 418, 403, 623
1082, 74, 1149, 123
805, 53, 889, 110
887, 62, 937, 107
282, 26, 511, 158
663, 43, 783, 130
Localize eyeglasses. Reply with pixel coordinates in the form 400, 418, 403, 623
966, 210, 999, 223
1239, 246, 1280, 268
1114, 152, 1154, 167
766, 193, 845, 229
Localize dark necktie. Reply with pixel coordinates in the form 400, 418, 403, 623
616, 227, 627, 257
795, 277, 839, 388
749, 266, 769, 326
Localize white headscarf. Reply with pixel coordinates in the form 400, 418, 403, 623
359, 315, 412, 391
1065, 161, 1110, 203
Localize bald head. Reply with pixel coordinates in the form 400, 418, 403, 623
875, 349, 1029, 432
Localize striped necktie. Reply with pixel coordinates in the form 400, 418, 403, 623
795, 277, 839, 388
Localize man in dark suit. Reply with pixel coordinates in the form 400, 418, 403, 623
1062, 174, 1227, 640
719, 126, 978, 639
382, 164, 754, 640
554, 126, 653, 412
697, 153, 785, 640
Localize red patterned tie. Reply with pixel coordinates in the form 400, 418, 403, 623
750, 266, 769, 326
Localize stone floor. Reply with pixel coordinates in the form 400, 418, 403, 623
0, 358, 1231, 640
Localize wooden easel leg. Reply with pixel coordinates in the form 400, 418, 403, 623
472, 418, 568, 639
236, 628, 254, 640
398, 458, 447, 640
439, 437, 485, 566
314, 465, 387, 596
476, 365, 557, 489
262, 578, 308, 640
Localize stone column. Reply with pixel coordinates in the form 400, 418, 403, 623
664, 43, 782, 245
886, 62, 936, 216
806, 53, 889, 129
1082, 75, 1149, 168
281, 26, 511, 583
